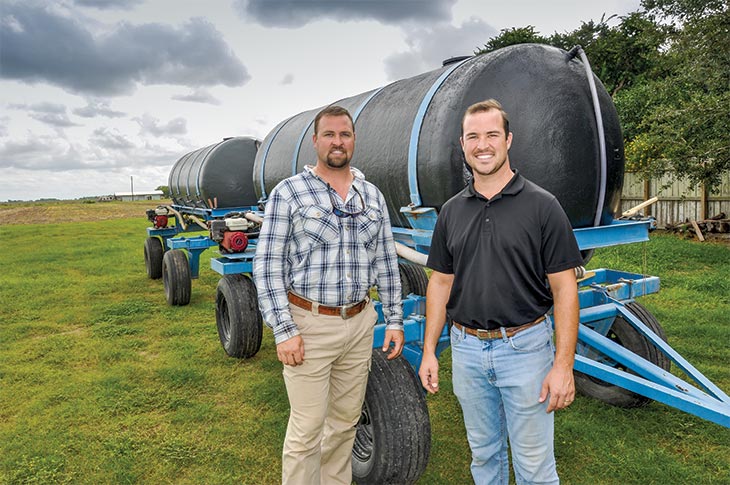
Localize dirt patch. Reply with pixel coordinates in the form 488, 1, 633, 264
0, 199, 170, 225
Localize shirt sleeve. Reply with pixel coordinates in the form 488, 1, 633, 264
373, 191, 403, 330
426, 204, 454, 274
253, 186, 299, 344
541, 197, 584, 274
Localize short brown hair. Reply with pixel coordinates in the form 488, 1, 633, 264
314, 105, 354, 135
462, 99, 509, 138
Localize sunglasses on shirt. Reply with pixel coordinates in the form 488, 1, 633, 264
328, 185, 365, 218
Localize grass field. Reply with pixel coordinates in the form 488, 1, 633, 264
0, 200, 728, 484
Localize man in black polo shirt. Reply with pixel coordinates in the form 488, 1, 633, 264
418, 99, 582, 485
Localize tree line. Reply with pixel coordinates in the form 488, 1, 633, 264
477, 0, 729, 193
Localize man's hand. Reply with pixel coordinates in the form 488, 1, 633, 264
539, 365, 575, 412
418, 352, 440, 394
382, 329, 404, 360
276, 335, 305, 366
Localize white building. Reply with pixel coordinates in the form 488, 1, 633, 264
113, 190, 164, 202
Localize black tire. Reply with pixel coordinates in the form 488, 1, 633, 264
215, 274, 263, 359
399, 262, 429, 298
352, 350, 430, 485
575, 302, 670, 408
162, 249, 191, 306
144, 237, 164, 279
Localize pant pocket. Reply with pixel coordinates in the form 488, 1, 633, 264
508, 323, 551, 353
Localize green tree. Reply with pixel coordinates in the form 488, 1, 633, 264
478, 26, 548, 52
476, 1, 729, 192
620, 1, 730, 190
476, 14, 669, 96
156, 185, 170, 198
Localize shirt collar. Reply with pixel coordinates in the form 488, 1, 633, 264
462, 169, 525, 199
304, 164, 365, 183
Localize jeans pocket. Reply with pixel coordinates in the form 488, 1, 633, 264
508, 324, 550, 353
450, 324, 465, 347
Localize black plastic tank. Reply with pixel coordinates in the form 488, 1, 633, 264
253, 44, 624, 229
168, 136, 261, 209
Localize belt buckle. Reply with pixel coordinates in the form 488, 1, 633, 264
340, 298, 366, 319
340, 304, 351, 319
475, 328, 492, 340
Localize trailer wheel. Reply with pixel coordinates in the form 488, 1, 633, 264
144, 237, 164, 279
215, 274, 263, 359
162, 249, 191, 306
399, 262, 429, 297
352, 350, 430, 485
575, 302, 670, 408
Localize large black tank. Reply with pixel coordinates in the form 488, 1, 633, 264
169, 136, 261, 209
253, 44, 624, 229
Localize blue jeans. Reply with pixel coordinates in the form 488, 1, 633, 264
451, 319, 559, 485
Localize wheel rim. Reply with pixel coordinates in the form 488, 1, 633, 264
584, 320, 633, 385
352, 401, 373, 462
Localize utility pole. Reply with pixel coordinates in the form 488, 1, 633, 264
130, 176, 134, 200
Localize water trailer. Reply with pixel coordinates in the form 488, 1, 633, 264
143, 44, 729, 485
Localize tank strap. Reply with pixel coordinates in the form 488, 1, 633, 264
408, 57, 470, 207
258, 116, 295, 201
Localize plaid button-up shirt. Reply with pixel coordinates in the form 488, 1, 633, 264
253, 166, 403, 344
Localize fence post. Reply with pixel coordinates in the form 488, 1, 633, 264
700, 181, 708, 220
644, 177, 652, 216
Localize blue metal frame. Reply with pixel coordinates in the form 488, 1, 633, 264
146, 199, 729, 428
146, 204, 260, 278
364, 269, 730, 428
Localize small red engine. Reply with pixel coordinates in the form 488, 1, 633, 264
222, 231, 248, 252
210, 213, 259, 254
146, 206, 169, 229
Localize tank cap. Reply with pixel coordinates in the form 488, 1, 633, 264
442, 55, 471, 66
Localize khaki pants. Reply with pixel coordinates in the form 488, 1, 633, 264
281, 302, 377, 485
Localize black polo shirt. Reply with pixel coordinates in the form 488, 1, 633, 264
427, 170, 582, 330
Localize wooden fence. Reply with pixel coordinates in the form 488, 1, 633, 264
620, 172, 730, 228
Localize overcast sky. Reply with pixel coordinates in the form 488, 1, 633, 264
0, 0, 640, 201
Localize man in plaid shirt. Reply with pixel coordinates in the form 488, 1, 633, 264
253, 105, 403, 485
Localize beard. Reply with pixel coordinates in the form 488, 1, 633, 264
325, 149, 350, 169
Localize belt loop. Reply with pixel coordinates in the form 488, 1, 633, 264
499, 327, 508, 342
311, 301, 319, 316
460, 323, 465, 338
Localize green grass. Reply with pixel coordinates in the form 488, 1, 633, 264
0, 217, 728, 484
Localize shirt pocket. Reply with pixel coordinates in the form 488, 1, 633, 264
357, 205, 382, 249
298, 205, 340, 246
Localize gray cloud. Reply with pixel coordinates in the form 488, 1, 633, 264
8, 101, 82, 128
280, 73, 295, 85
8, 101, 66, 113
0, 136, 83, 171
30, 112, 81, 128
90, 127, 136, 150
1, 3, 250, 96
384, 17, 497, 80
171, 88, 221, 105
73, 0, 144, 10
73, 100, 127, 118
134, 113, 188, 137
0, 132, 184, 172
236, 0, 456, 27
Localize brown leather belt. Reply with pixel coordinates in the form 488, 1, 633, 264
452, 316, 546, 340
287, 291, 368, 320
